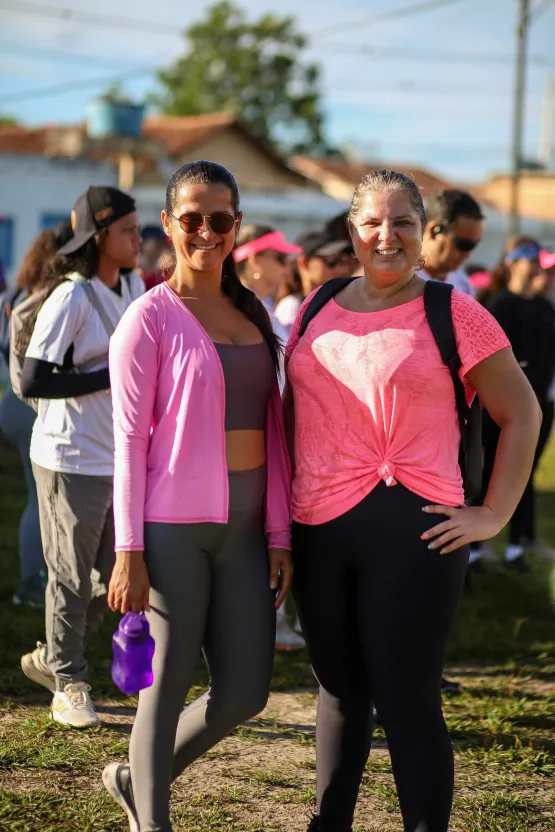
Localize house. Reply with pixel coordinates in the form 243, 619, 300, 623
0, 113, 344, 283
130, 112, 344, 240
0, 126, 118, 283
292, 156, 555, 266
290, 156, 457, 202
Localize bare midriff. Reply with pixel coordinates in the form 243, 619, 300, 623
225, 430, 266, 472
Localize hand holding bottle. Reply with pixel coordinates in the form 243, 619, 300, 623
108, 551, 151, 614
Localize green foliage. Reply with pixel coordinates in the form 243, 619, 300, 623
155, 1, 328, 155
0, 431, 554, 829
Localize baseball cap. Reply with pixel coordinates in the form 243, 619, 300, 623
58, 186, 136, 255
505, 241, 541, 263
295, 230, 353, 259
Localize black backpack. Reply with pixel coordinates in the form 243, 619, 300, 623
298, 277, 482, 502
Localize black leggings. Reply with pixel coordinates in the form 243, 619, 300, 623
292, 483, 469, 832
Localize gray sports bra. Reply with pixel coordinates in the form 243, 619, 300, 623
213, 341, 275, 431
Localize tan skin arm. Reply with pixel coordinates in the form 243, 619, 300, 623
422, 347, 542, 553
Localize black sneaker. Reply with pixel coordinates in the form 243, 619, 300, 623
441, 677, 462, 696
102, 763, 139, 832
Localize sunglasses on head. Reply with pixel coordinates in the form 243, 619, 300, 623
436, 225, 480, 253
169, 212, 238, 235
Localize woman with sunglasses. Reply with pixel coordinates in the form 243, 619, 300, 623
234, 223, 306, 652
470, 239, 555, 571
284, 170, 540, 832
104, 161, 292, 832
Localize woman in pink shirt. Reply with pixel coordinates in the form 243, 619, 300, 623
103, 161, 292, 832
284, 170, 541, 832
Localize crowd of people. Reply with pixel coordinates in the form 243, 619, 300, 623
0, 163, 553, 832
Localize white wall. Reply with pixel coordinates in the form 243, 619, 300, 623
0, 154, 117, 284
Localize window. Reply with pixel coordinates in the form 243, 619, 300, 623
41, 213, 70, 231
0, 216, 14, 270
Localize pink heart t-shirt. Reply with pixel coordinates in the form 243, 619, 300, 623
285, 287, 511, 525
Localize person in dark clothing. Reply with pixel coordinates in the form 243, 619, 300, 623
471, 240, 555, 569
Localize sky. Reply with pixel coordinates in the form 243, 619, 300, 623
1, 0, 554, 183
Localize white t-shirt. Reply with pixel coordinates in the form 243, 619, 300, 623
26, 273, 145, 476
275, 294, 303, 338
262, 297, 289, 391
419, 267, 475, 297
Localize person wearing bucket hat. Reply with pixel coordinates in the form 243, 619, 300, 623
19, 186, 145, 728
469, 239, 555, 571
275, 230, 354, 335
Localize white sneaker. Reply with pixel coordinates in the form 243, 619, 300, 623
21, 642, 56, 693
102, 763, 139, 832
51, 682, 100, 728
275, 621, 306, 651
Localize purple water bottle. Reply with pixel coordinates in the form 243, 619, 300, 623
111, 611, 155, 696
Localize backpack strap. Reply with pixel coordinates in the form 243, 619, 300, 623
66, 273, 115, 338
423, 280, 471, 456
299, 277, 356, 339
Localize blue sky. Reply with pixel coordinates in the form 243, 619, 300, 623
1, 0, 554, 182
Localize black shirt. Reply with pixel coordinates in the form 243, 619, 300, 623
486, 289, 555, 400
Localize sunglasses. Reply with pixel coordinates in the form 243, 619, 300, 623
438, 227, 480, 253
319, 252, 353, 268
169, 212, 238, 235
261, 250, 288, 266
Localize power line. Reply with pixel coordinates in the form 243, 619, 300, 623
0, 0, 179, 35
0, 41, 148, 69
311, 0, 466, 39
1, 0, 466, 41
531, 0, 555, 19
0, 66, 157, 104
321, 44, 555, 67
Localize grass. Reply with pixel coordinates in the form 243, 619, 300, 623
0, 433, 554, 830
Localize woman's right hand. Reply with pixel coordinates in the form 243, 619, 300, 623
108, 551, 151, 614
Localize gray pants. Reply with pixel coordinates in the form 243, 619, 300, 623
32, 463, 115, 690
130, 467, 275, 832
0, 386, 44, 585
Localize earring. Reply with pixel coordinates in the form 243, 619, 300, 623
253, 272, 261, 280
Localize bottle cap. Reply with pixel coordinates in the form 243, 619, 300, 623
120, 611, 149, 639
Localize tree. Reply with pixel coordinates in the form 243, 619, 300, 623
0, 115, 18, 127
155, 1, 328, 155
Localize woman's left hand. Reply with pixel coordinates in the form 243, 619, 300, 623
269, 548, 293, 610
421, 504, 502, 555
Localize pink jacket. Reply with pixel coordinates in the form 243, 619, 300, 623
109, 282, 291, 552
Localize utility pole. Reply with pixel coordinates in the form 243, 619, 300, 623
539, 76, 555, 170
509, 0, 530, 236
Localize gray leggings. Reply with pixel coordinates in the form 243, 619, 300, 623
0, 385, 44, 585
130, 467, 276, 832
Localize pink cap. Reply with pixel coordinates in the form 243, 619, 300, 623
469, 270, 492, 290
234, 231, 302, 263
539, 250, 555, 270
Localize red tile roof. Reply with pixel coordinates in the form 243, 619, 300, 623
290, 156, 457, 197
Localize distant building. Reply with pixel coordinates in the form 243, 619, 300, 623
0, 113, 344, 283
0, 131, 117, 283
